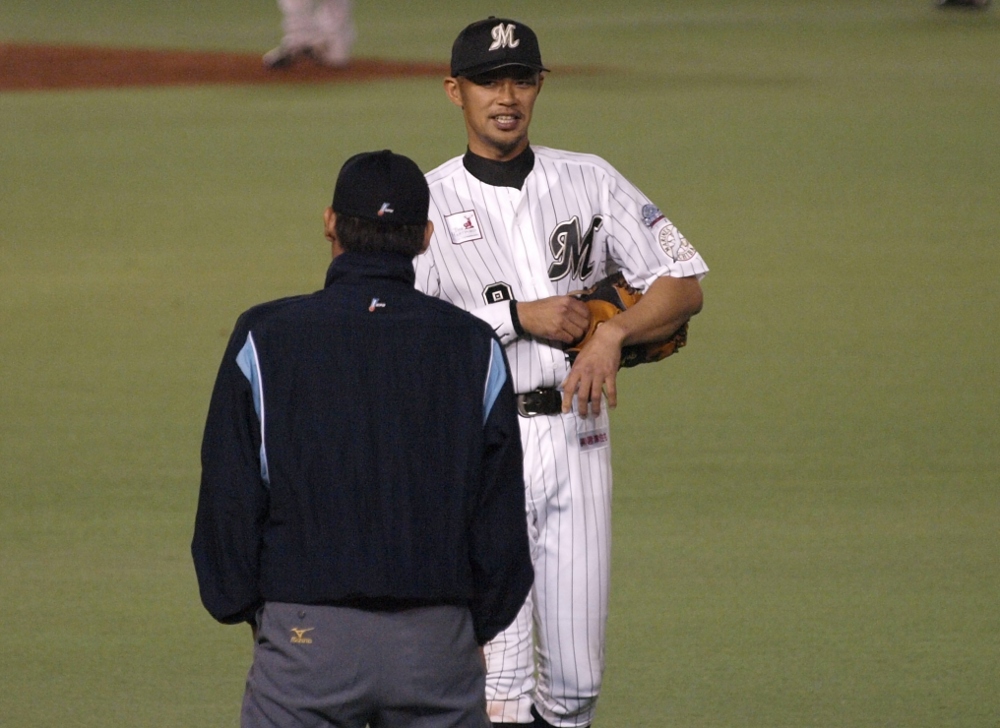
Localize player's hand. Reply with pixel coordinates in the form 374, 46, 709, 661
516, 296, 591, 344
561, 320, 624, 417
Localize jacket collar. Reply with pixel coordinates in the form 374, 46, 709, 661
324, 251, 417, 289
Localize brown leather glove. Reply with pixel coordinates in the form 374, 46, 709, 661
566, 272, 688, 368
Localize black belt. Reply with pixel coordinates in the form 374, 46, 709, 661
515, 388, 563, 417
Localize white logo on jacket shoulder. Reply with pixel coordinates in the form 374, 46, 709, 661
369, 298, 386, 312
445, 210, 484, 244
378, 202, 394, 216
490, 23, 520, 51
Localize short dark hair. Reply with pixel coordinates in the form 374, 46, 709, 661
335, 214, 426, 257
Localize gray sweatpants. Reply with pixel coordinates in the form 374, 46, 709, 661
241, 602, 489, 728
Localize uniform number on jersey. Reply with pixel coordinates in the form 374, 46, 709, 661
483, 282, 514, 305
548, 215, 602, 283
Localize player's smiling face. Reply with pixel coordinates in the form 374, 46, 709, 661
446, 66, 543, 162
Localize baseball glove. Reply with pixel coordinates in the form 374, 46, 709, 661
565, 271, 688, 368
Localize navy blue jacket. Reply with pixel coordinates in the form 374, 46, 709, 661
192, 251, 532, 645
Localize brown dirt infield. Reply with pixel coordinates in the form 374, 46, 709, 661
0, 43, 452, 92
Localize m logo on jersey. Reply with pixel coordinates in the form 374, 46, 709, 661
489, 23, 520, 51
547, 216, 601, 282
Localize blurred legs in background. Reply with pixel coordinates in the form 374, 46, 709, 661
263, 0, 355, 69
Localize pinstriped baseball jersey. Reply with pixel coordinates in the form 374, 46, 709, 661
414, 145, 708, 394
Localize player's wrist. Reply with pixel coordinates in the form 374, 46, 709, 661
510, 299, 525, 336
593, 317, 628, 348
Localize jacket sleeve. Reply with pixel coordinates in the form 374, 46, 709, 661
467, 338, 534, 645
191, 316, 269, 625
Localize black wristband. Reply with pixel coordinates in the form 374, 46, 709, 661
509, 299, 525, 337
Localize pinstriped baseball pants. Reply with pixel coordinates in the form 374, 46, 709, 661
485, 406, 612, 728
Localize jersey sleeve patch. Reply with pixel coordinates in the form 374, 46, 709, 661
657, 224, 699, 262
641, 204, 665, 228
444, 210, 484, 245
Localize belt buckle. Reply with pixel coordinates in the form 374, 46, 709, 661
517, 392, 539, 417
516, 388, 560, 417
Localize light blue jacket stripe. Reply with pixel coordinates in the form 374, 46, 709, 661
483, 339, 507, 425
236, 333, 270, 485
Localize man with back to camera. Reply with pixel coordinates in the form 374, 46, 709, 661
192, 149, 533, 728
413, 18, 709, 728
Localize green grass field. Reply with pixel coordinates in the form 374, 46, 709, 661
1, 1, 998, 725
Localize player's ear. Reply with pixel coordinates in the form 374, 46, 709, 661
324, 207, 344, 259
444, 77, 464, 109
324, 207, 336, 242
418, 220, 434, 254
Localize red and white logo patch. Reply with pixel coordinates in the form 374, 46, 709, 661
445, 210, 483, 244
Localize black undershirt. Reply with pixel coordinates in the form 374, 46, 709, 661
462, 146, 535, 190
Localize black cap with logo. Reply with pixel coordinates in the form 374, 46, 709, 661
332, 150, 429, 226
450, 17, 549, 78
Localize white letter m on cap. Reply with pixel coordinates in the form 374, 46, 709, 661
489, 23, 520, 51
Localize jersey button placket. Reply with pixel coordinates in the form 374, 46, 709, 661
509, 188, 551, 302
508, 188, 567, 383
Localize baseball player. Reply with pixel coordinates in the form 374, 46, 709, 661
263, 0, 354, 69
414, 18, 709, 728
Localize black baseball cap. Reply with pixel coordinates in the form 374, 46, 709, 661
450, 17, 549, 77
332, 150, 429, 226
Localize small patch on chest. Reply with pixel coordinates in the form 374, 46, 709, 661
444, 210, 484, 244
